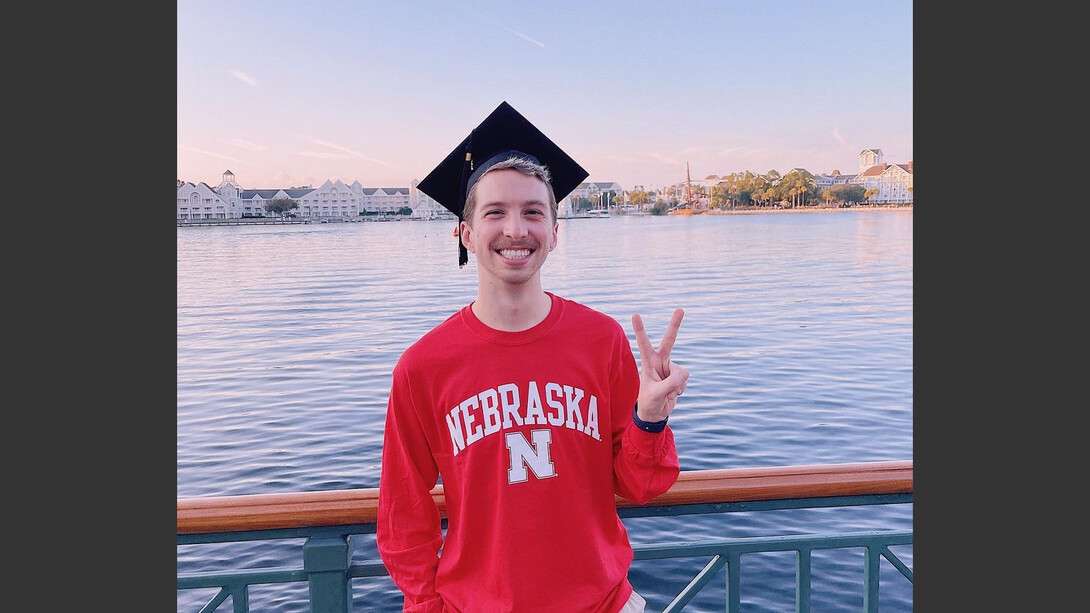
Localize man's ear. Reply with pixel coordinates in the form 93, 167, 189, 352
460, 221, 474, 253
548, 222, 559, 252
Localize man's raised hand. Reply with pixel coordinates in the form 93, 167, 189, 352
631, 308, 689, 423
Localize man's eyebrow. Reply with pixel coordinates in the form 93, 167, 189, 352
481, 199, 549, 207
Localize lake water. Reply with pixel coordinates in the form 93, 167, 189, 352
178, 210, 913, 612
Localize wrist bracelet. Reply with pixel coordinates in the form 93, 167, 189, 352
632, 403, 668, 433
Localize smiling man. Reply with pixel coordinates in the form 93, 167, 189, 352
376, 102, 689, 613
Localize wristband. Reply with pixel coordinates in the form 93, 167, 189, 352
632, 404, 668, 433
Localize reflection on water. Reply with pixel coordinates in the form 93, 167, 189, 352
178, 210, 912, 612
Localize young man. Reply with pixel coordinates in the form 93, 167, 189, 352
377, 101, 689, 613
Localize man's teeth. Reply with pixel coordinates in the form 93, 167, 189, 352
499, 249, 531, 259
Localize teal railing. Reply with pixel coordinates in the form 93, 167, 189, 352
178, 460, 912, 612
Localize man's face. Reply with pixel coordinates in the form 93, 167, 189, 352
461, 168, 558, 287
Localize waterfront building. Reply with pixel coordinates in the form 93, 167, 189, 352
283, 179, 360, 218
176, 180, 236, 220
571, 181, 624, 209
854, 161, 913, 204
179, 171, 422, 220
177, 170, 359, 220
812, 149, 913, 205
858, 148, 882, 174
409, 179, 456, 220
814, 169, 856, 191
357, 186, 410, 215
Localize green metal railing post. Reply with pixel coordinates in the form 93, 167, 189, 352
863, 544, 880, 613
726, 551, 741, 613
303, 536, 350, 613
796, 546, 812, 613
231, 585, 249, 613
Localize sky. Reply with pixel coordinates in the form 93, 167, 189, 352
177, 0, 912, 192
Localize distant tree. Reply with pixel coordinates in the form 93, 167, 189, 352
831, 184, 865, 205
265, 197, 299, 216
724, 171, 761, 208
710, 184, 729, 209
778, 169, 816, 208
747, 172, 771, 207
864, 188, 879, 204
650, 201, 670, 215
396, 206, 413, 215
628, 189, 650, 206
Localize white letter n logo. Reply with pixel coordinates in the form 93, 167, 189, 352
505, 429, 556, 484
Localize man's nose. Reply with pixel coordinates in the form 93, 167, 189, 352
504, 215, 528, 238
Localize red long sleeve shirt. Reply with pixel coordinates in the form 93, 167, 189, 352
377, 293, 679, 613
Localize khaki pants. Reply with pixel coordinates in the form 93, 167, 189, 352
617, 589, 647, 613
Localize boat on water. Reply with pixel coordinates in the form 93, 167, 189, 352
585, 209, 611, 218
668, 162, 702, 215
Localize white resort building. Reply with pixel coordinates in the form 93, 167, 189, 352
177, 170, 449, 221
811, 149, 913, 205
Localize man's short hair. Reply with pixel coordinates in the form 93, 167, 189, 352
463, 155, 557, 224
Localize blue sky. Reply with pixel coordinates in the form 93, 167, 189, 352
178, 1, 912, 191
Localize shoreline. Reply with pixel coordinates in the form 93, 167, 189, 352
697, 204, 911, 215
561, 204, 912, 219
179, 205, 913, 226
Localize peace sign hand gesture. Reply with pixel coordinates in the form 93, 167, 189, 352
631, 308, 689, 423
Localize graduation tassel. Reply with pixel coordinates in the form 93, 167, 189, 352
457, 145, 473, 268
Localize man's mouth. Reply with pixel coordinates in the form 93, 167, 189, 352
497, 248, 532, 260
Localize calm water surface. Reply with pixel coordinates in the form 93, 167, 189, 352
178, 210, 913, 612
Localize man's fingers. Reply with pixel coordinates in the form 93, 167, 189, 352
665, 360, 689, 392
656, 308, 685, 356
631, 313, 654, 361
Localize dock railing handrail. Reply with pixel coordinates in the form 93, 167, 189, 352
178, 460, 912, 612
178, 460, 911, 534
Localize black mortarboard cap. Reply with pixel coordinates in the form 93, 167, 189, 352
416, 101, 589, 267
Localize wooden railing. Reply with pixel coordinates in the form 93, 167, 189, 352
178, 460, 911, 534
